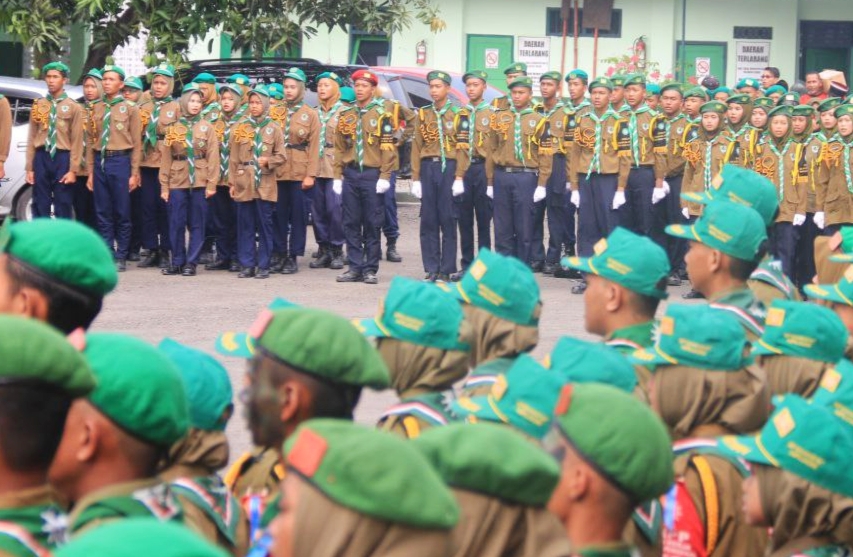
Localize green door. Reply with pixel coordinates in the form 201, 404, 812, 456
804, 48, 850, 80
466, 35, 514, 92
674, 42, 727, 84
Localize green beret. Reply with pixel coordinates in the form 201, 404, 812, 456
266, 83, 284, 100
255, 307, 390, 389
226, 73, 251, 86
192, 72, 217, 84
765, 84, 787, 95
753, 97, 776, 112
101, 65, 126, 80
340, 86, 356, 103
550, 383, 674, 504
589, 76, 614, 92
316, 71, 343, 86
699, 100, 727, 114
767, 105, 793, 119
0, 315, 94, 397
0, 219, 117, 296
666, 200, 767, 262
752, 300, 848, 362
84, 69, 103, 81
508, 76, 533, 90
451, 248, 540, 326
283, 419, 459, 528
720, 394, 853, 498
562, 227, 669, 299
248, 86, 271, 99
540, 71, 562, 83
152, 63, 176, 78
427, 70, 452, 85
85, 333, 190, 447
181, 83, 201, 95
819, 97, 843, 113
713, 86, 732, 96
726, 93, 752, 105
284, 67, 306, 83
835, 104, 853, 119
356, 277, 468, 351
215, 298, 298, 358
660, 83, 683, 96
462, 70, 488, 84
159, 338, 233, 432
646, 83, 661, 96
413, 422, 561, 507
546, 336, 638, 393
736, 77, 760, 90
683, 87, 709, 100
218, 83, 243, 99
42, 62, 70, 76
566, 69, 589, 82
610, 74, 627, 87
123, 77, 143, 91
779, 92, 800, 106
54, 518, 230, 557
624, 73, 646, 87
503, 62, 527, 75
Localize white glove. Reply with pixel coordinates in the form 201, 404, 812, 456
662, 180, 671, 194
792, 214, 806, 227
376, 178, 391, 194
452, 178, 464, 197
410, 180, 422, 199
682, 207, 690, 220
651, 187, 667, 205
565, 182, 572, 193
486, 186, 494, 199
814, 211, 825, 229
570, 190, 580, 208
533, 186, 546, 203
332, 179, 342, 196
612, 190, 626, 210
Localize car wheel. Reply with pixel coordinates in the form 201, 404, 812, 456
13, 185, 32, 222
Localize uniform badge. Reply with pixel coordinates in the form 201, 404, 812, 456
301, 113, 308, 121
445, 121, 454, 130
370, 119, 377, 127
677, 127, 684, 134
266, 128, 273, 135
61, 105, 69, 113
299, 128, 306, 136
621, 128, 628, 136
528, 120, 536, 128
555, 121, 563, 129
116, 123, 124, 130
201, 126, 208, 132
262, 146, 268, 151
642, 123, 649, 130
119, 106, 127, 114
481, 117, 489, 126
607, 127, 614, 134
332, 117, 338, 126
461, 120, 469, 129
720, 145, 727, 152
657, 122, 665, 130
167, 111, 175, 118
812, 145, 820, 153
199, 140, 206, 148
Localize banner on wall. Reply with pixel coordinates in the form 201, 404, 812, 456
736, 41, 771, 80
516, 36, 551, 94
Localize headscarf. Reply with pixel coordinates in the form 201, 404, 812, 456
248, 91, 271, 119
377, 332, 472, 398
82, 75, 104, 102
768, 110, 793, 150
198, 82, 219, 107
285, 78, 306, 107
756, 355, 828, 398
219, 87, 243, 121
727, 101, 753, 134
700, 111, 724, 141
318, 77, 342, 111
447, 490, 571, 557
462, 304, 540, 367
161, 429, 229, 481
292, 478, 452, 557
180, 88, 204, 119
792, 115, 814, 143
151, 74, 175, 101
653, 364, 770, 440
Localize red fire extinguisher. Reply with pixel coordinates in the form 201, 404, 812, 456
633, 36, 647, 71
416, 40, 427, 66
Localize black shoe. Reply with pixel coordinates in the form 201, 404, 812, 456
336, 270, 364, 283
311, 248, 321, 258
363, 272, 378, 284
310, 248, 332, 269
530, 261, 544, 273
182, 264, 197, 276
281, 257, 298, 274
205, 260, 230, 271
116, 259, 127, 272
139, 248, 151, 257
386, 240, 402, 263
678, 269, 689, 280
159, 252, 171, 269
667, 273, 683, 287
270, 253, 285, 273
229, 262, 241, 272
682, 289, 705, 299
329, 247, 345, 270
238, 267, 256, 278
554, 266, 582, 279
437, 274, 450, 283
255, 269, 270, 279
449, 271, 464, 282
542, 262, 557, 275
571, 281, 587, 295
424, 273, 439, 282
138, 251, 160, 268
162, 265, 181, 275
127, 251, 141, 262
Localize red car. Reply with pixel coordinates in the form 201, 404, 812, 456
371, 66, 504, 108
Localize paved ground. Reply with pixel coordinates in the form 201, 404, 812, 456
93, 201, 694, 462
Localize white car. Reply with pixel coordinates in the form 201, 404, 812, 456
0, 77, 84, 221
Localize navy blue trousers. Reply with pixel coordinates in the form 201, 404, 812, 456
795, 213, 818, 289
236, 199, 275, 270
32, 149, 73, 219
771, 222, 799, 279
620, 166, 655, 236
342, 166, 382, 274
651, 174, 685, 273
382, 171, 399, 240
208, 186, 237, 263
493, 169, 537, 264
73, 176, 97, 229
546, 153, 571, 264
419, 159, 458, 275
168, 188, 207, 267
313, 178, 345, 246
577, 173, 619, 257
458, 161, 492, 269
93, 153, 132, 259
273, 181, 307, 257
140, 167, 171, 251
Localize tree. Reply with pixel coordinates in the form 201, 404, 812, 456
0, 0, 444, 81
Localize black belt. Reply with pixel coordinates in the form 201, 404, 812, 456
173, 154, 206, 161
346, 162, 379, 171
157, 134, 165, 140
421, 156, 446, 163
286, 144, 308, 151
496, 165, 537, 174
470, 157, 485, 164
324, 143, 334, 148
239, 161, 257, 166
36, 147, 69, 153
97, 149, 132, 158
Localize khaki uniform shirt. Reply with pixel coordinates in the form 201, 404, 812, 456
272, 103, 320, 181
316, 101, 347, 179
411, 103, 471, 180
468, 100, 493, 162
815, 136, 853, 226
651, 112, 691, 179
227, 117, 285, 203
569, 108, 631, 189
487, 104, 552, 187
77, 100, 100, 177
159, 118, 221, 195
753, 138, 808, 222
25, 94, 84, 172
625, 105, 664, 179
722, 125, 761, 167
0, 96, 10, 164
681, 132, 736, 216
138, 93, 180, 168
332, 98, 413, 180
801, 131, 833, 213
86, 97, 142, 176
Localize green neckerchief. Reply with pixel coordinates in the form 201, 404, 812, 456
509, 104, 534, 164
708, 286, 766, 337
100, 96, 124, 169
617, 102, 631, 114
466, 98, 491, 157
220, 107, 245, 178
628, 104, 653, 166
587, 107, 618, 177
170, 475, 242, 545
354, 98, 383, 170
201, 101, 221, 121
284, 100, 304, 144
250, 116, 272, 188
45, 91, 68, 159
573, 542, 640, 557
539, 98, 565, 119
144, 96, 173, 153
664, 112, 686, 151
605, 321, 655, 354
432, 100, 453, 171
766, 135, 795, 201
703, 137, 715, 190
0, 500, 66, 554
570, 98, 591, 112
179, 115, 201, 186
838, 133, 853, 195
318, 100, 342, 159
394, 390, 459, 426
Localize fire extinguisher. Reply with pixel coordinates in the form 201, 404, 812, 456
416, 40, 427, 66
633, 36, 647, 71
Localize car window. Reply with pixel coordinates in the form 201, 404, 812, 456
3, 96, 33, 126
400, 77, 433, 108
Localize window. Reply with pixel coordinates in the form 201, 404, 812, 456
546, 7, 622, 38
400, 77, 433, 108
733, 27, 773, 40
3, 96, 35, 126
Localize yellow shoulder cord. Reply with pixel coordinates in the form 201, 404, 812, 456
533, 117, 548, 156
393, 102, 400, 129
724, 140, 737, 164
223, 452, 253, 488
273, 462, 285, 482
793, 144, 804, 185
692, 455, 720, 556
402, 416, 421, 439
